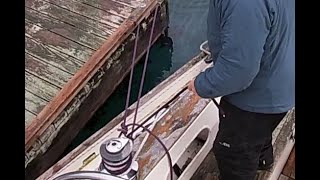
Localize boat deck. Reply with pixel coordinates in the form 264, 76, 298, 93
36, 49, 295, 180
36, 52, 212, 180
25, 0, 169, 179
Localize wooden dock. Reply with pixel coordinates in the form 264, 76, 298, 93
25, 0, 169, 179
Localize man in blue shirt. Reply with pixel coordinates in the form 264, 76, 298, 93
188, 0, 294, 179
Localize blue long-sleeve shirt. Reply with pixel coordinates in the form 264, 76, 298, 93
194, 0, 295, 113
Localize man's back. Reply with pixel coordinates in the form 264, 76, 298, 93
190, 1, 295, 179
196, 0, 295, 113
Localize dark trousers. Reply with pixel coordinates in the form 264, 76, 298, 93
213, 98, 287, 180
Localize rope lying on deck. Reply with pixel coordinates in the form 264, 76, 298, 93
117, 5, 174, 180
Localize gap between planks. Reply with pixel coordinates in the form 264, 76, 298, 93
25, 53, 73, 88
73, 0, 133, 19
25, 20, 94, 61
25, 36, 84, 75
25, 20, 96, 52
25, 3, 114, 39
25, 71, 61, 102
43, 0, 124, 29
25, 90, 48, 116
25, 8, 105, 50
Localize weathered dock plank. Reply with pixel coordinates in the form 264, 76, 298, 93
25, 8, 105, 50
25, 0, 115, 38
25, 21, 94, 60
25, 37, 84, 75
25, 71, 60, 102
25, 53, 73, 88
26, 110, 37, 127
25, 91, 48, 115
44, 0, 124, 28
108, 0, 142, 8
74, 0, 134, 19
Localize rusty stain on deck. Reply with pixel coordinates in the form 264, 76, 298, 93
136, 91, 210, 179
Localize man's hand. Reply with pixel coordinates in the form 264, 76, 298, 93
188, 78, 200, 97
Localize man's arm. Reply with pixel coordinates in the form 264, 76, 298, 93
194, 0, 270, 98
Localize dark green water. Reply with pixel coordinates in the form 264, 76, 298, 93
63, 0, 209, 156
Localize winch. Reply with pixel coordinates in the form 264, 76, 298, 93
53, 137, 138, 180
99, 137, 138, 180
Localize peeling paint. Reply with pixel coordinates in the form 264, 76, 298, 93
35, 2, 50, 11
142, 22, 148, 31
105, 44, 125, 70
29, 24, 43, 34
190, 99, 209, 116
129, 33, 136, 41
48, 44, 91, 62
104, 14, 124, 25
136, 92, 210, 179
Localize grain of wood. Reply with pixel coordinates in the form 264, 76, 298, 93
25, 90, 48, 115
282, 147, 295, 179
25, 20, 94, 61
25, 53, 73, 88
74, 0, 134, 19
25, 36, 83, 75
44, 0, 124, 28
25, 71, 61, 102
26, 110, 37, 127
109, 0, 142, 8
25, 0, 115, 38
25, 8, 105, 50
278, 174, 294, 180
